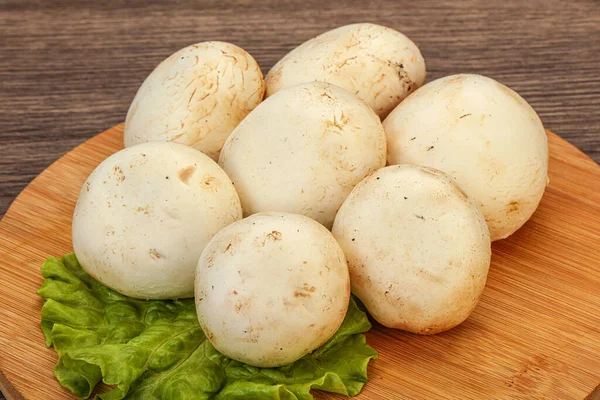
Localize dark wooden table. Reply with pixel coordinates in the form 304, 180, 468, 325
1, 1, 599, 399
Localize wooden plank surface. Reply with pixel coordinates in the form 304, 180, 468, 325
1, 0, 600, 221
0, 124, 599, 399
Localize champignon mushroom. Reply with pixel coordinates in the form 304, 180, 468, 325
218, 81, 386, 229
195, 212, 350, 367
384, 74, 549, 240
265, 23, 426, 118
124, 41, 265, 161
332, 165, 491, 335
72, 141, 242, 299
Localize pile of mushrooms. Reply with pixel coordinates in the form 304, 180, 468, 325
73, 23, 548, 367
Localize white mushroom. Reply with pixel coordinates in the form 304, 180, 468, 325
219, 81, 386, 229
265, 23, 426, 118
332, 165, 491, 335
384, 74, 549, 241
124, 41, 265, 161
195, 212, 350, 367
72, 142, 242, 299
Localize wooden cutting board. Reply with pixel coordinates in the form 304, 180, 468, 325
0, 124, 599, 400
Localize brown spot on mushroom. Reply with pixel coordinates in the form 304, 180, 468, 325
338, 111, 349, 125
234, 298, 251, 314
198, 174, 223, 192
324, 119, 342, 132
203, 326, 215, 342
136, 205, 150, 215
294, 283, 316, 297
282, 298, 293, 307
393, 61, 416, 97
177, 164, 197, 185
149, 248, 161, 260
256, 230, 282, 247
206, 255, 215, 268
268, 230, 282, 241
506, 201, 520, 213
111, 166, 126, 184
203, 176, 216, 186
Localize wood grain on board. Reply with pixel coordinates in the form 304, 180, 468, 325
0, 124, 599, 399
1, 0, 600, 220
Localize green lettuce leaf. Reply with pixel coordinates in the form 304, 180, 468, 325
37, 254, 377, 400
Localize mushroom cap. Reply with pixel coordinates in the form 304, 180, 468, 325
195, 212, 350, 367
266, 23, 426, 118
384, 74, 548, 240
125, 41, 265, 161
332, 165, 491, 334
72, 141, 242, 299
219, 81, 386, 229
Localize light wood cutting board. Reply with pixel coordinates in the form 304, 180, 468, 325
0, 124, 599, 400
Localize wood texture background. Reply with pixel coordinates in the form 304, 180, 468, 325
1, 1, 600, 399
0, 125, 599, 400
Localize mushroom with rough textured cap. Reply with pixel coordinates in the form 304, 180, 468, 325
265, 23, 426, 118
195, 212, 350, 367
384, 74, 549, 241
124, 41, 265, 161
332, 165, 491, 335
219, 81, 387, 229
72, 141, 242, 300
